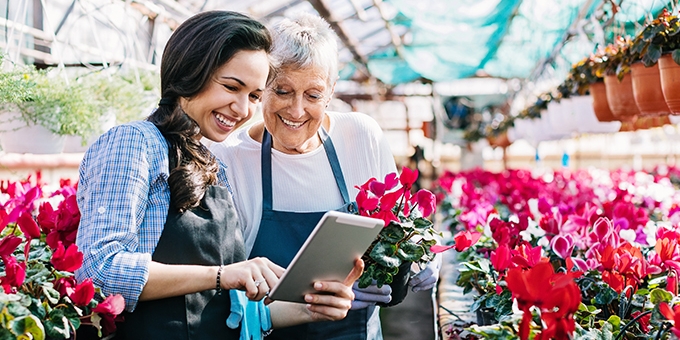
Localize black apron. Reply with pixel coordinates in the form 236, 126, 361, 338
249, 128, 374, 340
117, 185, 246, 340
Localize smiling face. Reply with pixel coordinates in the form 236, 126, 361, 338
262, 65, 334, 154
179, 49, 269, 143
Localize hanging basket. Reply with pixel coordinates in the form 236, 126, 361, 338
572, 95, 621, 133
547, 99, 577, 137
659, 53, 680, 115
605, 74, 640, 121
631, 62, 670, 116
590, 81, 617, 122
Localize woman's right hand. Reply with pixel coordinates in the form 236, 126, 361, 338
220, 257, 285, 301
303, 258, 364, 322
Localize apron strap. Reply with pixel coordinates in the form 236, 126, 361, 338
260, 127, 351, 212
261, 129, 274, 211
318, 127, 351, 204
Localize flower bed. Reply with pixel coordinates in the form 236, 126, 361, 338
435, 166, 680, 339
0, 173, 123, 339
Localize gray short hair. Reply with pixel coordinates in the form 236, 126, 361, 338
268, 12, 338, 87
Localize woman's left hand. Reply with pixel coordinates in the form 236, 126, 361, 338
303, 258, 364, 321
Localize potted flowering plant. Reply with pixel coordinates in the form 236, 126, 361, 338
353, 167, 442, 306
0, 173, 124, 339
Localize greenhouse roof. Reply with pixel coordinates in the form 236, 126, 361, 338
175, 0, 673, 86
1, 0, 674, 89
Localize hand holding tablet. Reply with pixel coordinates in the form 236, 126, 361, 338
267, 211, 384, 303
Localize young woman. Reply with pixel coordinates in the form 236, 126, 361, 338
75, 11, 360, 339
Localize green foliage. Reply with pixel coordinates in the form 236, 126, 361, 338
359, 210, 439, 288
0, 54, 160, 140
630, 9, 680, 67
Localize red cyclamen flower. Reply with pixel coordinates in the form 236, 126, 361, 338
69, 278, 95, 306
51, 242, 84, 272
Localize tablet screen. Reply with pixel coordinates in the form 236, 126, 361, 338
268, 210, 384, 303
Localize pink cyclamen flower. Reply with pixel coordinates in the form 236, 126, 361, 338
453, 230, 482, 252
551, 235, 575, 259
399, 167, 418, 188
93, 294, 125, 336
414, 189, 436, 217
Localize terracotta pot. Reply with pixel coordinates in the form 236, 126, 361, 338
633, 116, 652, 130
605, 74, 640, 121
590, 81, 617, 122
660, 53, 680, 115
619, 120, 636, 132
487, 131, 511, 148
631, 62, 670, 116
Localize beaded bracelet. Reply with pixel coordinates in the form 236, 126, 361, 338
216, 265, 224, 295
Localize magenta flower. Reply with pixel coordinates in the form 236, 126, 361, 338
51, 242, 84, 272
17, 212, 41, 239
551, 235, 575, 259
399, 166, 418, 189
414, 189, 436, 217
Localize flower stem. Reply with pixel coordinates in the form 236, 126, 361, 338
613, 310, 651, 340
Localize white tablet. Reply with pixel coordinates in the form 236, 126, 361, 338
268, 210, 385, 303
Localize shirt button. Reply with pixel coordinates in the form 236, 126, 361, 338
98, 206, 106, 214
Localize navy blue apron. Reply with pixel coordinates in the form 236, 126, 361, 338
250, 128, 374, 340
117, 185, 245, 340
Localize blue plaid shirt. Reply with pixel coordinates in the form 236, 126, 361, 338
75, 120, 230, 312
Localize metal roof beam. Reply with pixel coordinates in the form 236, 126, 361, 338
251, 0, 305, 19
308, 0, 368, 67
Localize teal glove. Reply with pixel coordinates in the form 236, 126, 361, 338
226, 290, 272, 340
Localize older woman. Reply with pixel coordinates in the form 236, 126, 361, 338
212, 12, 438, 339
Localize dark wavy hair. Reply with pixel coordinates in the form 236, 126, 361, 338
148, 11, 271, 213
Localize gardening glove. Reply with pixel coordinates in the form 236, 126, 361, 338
350, 280, 392, 310
408, 255, 442, 292
227, 289, 272, 340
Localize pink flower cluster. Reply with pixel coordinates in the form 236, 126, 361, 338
0, 173, 124, 336
355, 166, 436, 225
434, 166, 680, 339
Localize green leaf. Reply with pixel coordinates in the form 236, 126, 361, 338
673, 49, 680, 66
412, 217, 433, 231
11, 315, 45, 340
650, 288, 673, 304
369, 241, 400, 268
27, 299, 46, 320
593, 286, 617, 305
642, 45, 662, 66
606, 315, 620, 330
0, 329, 14, 340
42, 287, 60, 305
397, 242, 424, 262
45, 309, 70, 339
470, 295, 487, 312
380, 224, 406, 244
478, 259, 491, 273
358, 266, 375, 288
